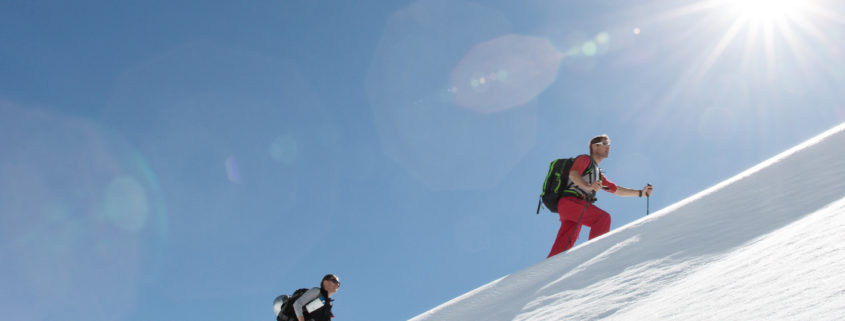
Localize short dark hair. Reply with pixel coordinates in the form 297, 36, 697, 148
322, 274, 339, 283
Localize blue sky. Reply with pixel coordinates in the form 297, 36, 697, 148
1, 0, 844, 320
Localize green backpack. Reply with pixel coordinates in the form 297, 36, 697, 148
536, 155, 593, 214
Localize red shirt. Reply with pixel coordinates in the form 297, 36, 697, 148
570, 155, 618, 193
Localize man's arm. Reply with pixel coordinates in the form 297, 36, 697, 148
570, 170, 602, 192
293, 288, 321, 321
569, 155, 603, 192
610, 184, 653, 197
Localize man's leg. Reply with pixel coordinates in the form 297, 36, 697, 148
547, 197, 587, 257
547, 198, 612, 257
548, 218, 581, 257
583, 206, 611, 239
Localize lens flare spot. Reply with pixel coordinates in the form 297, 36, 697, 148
269, 135, 299, 165
451, 34, 562, 113
365, 2, 537, 189
497, 69, 509, 81
225, 156, 242, 184
436, 86, 456, 103
596, 32, 610, 44
633, 27, 641, 35
102, 176, 149, 232
582, 41, 598, 56
1, 102, 169, 320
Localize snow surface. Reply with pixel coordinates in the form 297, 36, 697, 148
411, 122, 845, 321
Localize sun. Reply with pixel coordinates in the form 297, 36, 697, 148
639, 0, 845, 119
732, 0, 801, 22
653, 0, 843, 85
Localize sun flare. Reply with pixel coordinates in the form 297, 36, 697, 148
647, 0, 845, 112
732, 0, 801, 22
658, 0, 844, 83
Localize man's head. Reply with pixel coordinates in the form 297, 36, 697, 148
321, 274, 340, 295
589, 134, 611, 159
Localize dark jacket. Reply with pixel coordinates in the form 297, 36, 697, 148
292, 287, 333, 321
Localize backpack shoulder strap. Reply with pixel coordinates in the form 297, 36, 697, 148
571, 154, 594, 175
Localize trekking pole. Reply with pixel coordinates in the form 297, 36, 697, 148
566, 190, 595, 250
646, 183, 652, 215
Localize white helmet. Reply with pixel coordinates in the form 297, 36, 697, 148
273, 294, 289, 316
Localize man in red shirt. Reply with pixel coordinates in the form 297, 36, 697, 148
547, 134, 654, 257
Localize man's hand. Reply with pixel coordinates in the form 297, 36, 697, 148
588, 181, 604, 192
642, 184, 653, 197
570, 170, 602, 193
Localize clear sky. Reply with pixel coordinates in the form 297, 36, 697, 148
1, 0, 843, 320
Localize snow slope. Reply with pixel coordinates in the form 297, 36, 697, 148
411, 122, 845, 321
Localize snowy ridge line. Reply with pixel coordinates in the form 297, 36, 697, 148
643, 121, 845, 220
410, 276, 506, 320
411, 121, 845, 321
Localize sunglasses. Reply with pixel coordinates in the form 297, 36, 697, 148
327, 279, 340, 286
593, 141, 611, 146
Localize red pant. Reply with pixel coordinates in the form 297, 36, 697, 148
547, 196, 611, 257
